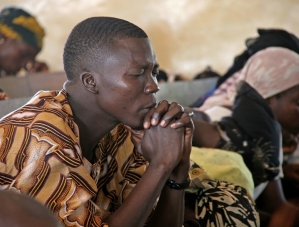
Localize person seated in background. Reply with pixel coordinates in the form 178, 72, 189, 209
189, 66, 221, 108
0, 6, 48, 100
173, 73, 184, 81
0, 6, 48, 77
192, 66, 220, 80
0, 190, 62, 227
189, 29, 299, 218
156, 69, 168, 83
0, 16, 260, 227
282, 133, 299, 207
190, 47, 299, 227
190, 28, 299, 109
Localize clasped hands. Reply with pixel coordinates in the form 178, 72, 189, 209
127, 100, 194, 176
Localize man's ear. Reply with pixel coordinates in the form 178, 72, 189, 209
80, 72, 98, 94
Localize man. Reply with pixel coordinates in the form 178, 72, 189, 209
0, 17, 193, 227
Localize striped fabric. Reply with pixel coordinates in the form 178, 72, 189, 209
0, 89, 148, 227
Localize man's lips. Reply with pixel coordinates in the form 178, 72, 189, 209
143, 103, 156, 110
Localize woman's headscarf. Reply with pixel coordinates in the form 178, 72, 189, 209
0, 6, 45, 50
215, 47, 299, 186
216, 28, 299, 88
199, 47, 299, 111
243, 47, 299, 99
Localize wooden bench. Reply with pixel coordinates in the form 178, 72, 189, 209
0, 73, 216, 118
0, 71, 67, 99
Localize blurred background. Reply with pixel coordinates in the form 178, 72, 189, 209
1, 0, 298, 79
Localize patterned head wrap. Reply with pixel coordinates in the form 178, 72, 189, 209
243, 47, 299, 99
0, 6, 45, 50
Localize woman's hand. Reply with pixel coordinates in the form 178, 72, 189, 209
26, 60, 49, 73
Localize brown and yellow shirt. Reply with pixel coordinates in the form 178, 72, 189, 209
0, 90, 147, 226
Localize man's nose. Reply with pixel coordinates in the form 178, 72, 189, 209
144, 75, 160, 94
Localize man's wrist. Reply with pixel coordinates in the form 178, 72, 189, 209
170, 161, 190, 181
165, 176, 191, 190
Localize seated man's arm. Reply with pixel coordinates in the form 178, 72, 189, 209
105, 123, 186, 227
116, 103, 194, 227
146, 110, 194, 227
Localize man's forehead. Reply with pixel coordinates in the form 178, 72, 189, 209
113, 37, 152, 51
110, 37, 157, 64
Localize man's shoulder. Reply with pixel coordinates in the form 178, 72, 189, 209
0, 89, 73, 133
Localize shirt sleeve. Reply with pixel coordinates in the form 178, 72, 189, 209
0, 124, 105, 227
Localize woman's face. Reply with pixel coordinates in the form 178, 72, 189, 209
269, 85, 299, 135
0, 37, 39, 75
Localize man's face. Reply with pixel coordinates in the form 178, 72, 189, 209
94, 38, 159, 130
0, 37, 39, 75
270, 85, 299, 135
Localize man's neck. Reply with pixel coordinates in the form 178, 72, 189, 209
65, 85, 118, 162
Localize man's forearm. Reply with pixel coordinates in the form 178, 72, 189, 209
147, 161, 189, 227
147, 185, 185, 227
104, 164, 172, 227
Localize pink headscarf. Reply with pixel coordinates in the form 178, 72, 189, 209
199, 47, 299, 111
242, 47, 299, 99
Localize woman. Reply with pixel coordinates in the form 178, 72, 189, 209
191, 47, 299, 226
0, 6, 48, 100
192, 28, 299, 111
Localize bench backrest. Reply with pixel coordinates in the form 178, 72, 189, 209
0, 74, 217, 118
0, 71, 67, 99
156, 78, 216, 107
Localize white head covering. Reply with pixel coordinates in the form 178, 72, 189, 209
200, 47, 299, 112
243, 47, 299, 99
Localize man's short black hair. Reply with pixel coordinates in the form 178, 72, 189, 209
63, 17, 148, 82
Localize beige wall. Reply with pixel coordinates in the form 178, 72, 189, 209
1, 0, 299, 79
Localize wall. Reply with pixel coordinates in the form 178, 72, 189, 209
1, 0, 298, 79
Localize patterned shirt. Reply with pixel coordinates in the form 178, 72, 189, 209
0, 90, 147, 227
0, 89, 260, 227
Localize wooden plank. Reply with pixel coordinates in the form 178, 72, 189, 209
0, 76, 217, 119
156, 77, 217, 107
26, 71, 67, 95
0, 71, 67, 99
